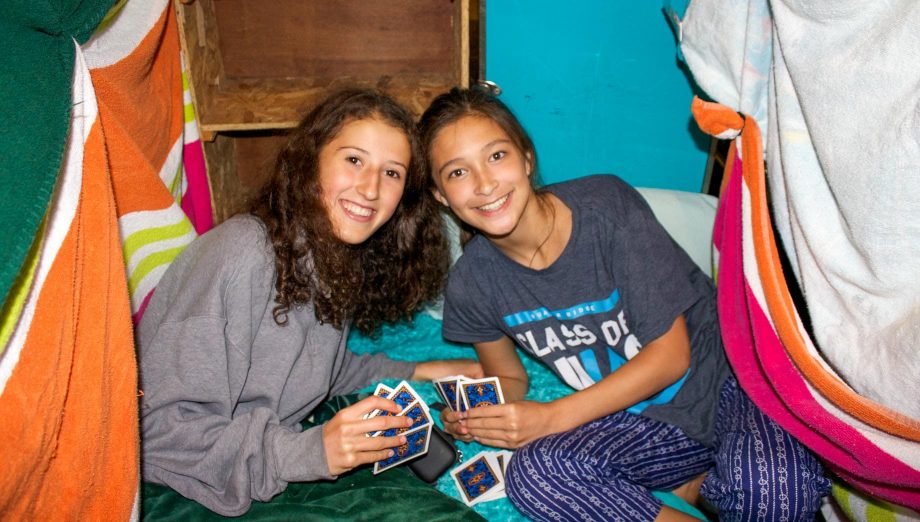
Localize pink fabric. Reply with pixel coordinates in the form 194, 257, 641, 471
180, 140, 213, 235
132, 291, 153, 327
715, 154, 920, 509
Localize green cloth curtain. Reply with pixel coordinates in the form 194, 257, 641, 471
0, 0, 110, 309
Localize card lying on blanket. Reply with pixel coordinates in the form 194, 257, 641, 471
450, 450, 514, 506
433, 376, 505, 412
366, 380, 434, 474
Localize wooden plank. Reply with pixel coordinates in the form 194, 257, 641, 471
212, 1, 456, 80
197, 75, 457, 133
180, 0, 467, 130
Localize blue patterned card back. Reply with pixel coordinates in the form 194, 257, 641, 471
460, 382, 502, 408
373, 425, 431, 474
454, 455, 500, 504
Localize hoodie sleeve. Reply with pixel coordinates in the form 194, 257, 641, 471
137, 217, 338, 516
328, 348, 416, 398
139, 314, 339, 517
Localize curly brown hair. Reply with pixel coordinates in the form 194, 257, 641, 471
250, 88, 448, 335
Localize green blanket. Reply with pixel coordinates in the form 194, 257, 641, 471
143, 468, 483, 522
142, 394, 484, 521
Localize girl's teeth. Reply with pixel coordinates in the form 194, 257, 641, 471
343, 201, 373, 217
479, 194, 508, 212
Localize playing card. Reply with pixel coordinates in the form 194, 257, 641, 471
387, 381, 426, 412
373, 383, 394, 398
433, 376, 461, 412
373, 424, 432, 474
459, 377, 505, 410
364, 383, 395, 420
479, 452, 507, 502
450, 452, 504, 506
366, 380, 423, 423
498, 450, 513, 477
373, 401, 432, 438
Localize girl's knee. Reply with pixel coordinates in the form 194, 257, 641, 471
503, 443, 547, 518
504, 438, 571, 509
705, 482, 825, 521
702, 448, 830, 521
504, 440, 540, 501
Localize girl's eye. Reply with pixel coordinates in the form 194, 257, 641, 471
384, 169, 402, 179
490, 151, 507, 161
447, 168, 464, 179
347, 156, 361, 165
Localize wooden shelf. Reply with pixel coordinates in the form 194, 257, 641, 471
176, 0, 470, 223
177, 0, 469, 139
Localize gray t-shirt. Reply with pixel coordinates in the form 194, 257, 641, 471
137, 215, 415, 516
442, 175, 729, 444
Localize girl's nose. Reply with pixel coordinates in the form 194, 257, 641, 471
355, 170, 379, 200
473, 171, 498, 196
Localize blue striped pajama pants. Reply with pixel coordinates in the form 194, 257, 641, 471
505, 376, 830, 521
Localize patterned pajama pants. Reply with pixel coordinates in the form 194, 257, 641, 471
505, 376, 830, 521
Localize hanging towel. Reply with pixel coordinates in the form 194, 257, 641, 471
681, 0, 920, 420
694, 98, 920, 511
0, 39, 140, 522
0, 0, 211, 518
83, 0, 212, 323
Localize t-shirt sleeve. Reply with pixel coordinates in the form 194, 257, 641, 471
441, 259, 506, 344
604, 178, 701, 345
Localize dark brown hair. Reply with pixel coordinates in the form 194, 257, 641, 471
418, 86, 543, 244
251, 88, 448, 335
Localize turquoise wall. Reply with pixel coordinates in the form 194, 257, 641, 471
484, 1, 707, 192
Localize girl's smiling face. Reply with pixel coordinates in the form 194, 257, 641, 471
430, 115, 535, 240
318, 117, 410, 245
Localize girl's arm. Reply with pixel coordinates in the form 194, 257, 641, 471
328, 350, 481, 398
546, 314, 691, 433
412, 358, 484, 381
472, 336, 529, 401
451, 314, 691, 448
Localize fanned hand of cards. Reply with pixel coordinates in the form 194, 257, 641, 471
450, 450, 514, 506
432, 375, 505, 412
364, 381, 434, 474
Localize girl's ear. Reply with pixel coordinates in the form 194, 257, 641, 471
431, 188, 450, 208
525, 151, 535, 177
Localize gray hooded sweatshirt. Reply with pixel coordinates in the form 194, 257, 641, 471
138, 215, 414, 516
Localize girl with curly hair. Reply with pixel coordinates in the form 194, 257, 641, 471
137, 88, 480, 516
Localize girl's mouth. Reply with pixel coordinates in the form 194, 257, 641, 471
476, 192, 511, 213
341, 200, 375, 220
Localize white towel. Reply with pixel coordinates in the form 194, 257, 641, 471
680, 0, 920, 419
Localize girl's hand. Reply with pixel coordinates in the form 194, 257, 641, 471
440, 408, 474, 443
447, 401, 557, 449
322, 395, 415, 476
412, 359, 483, 381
